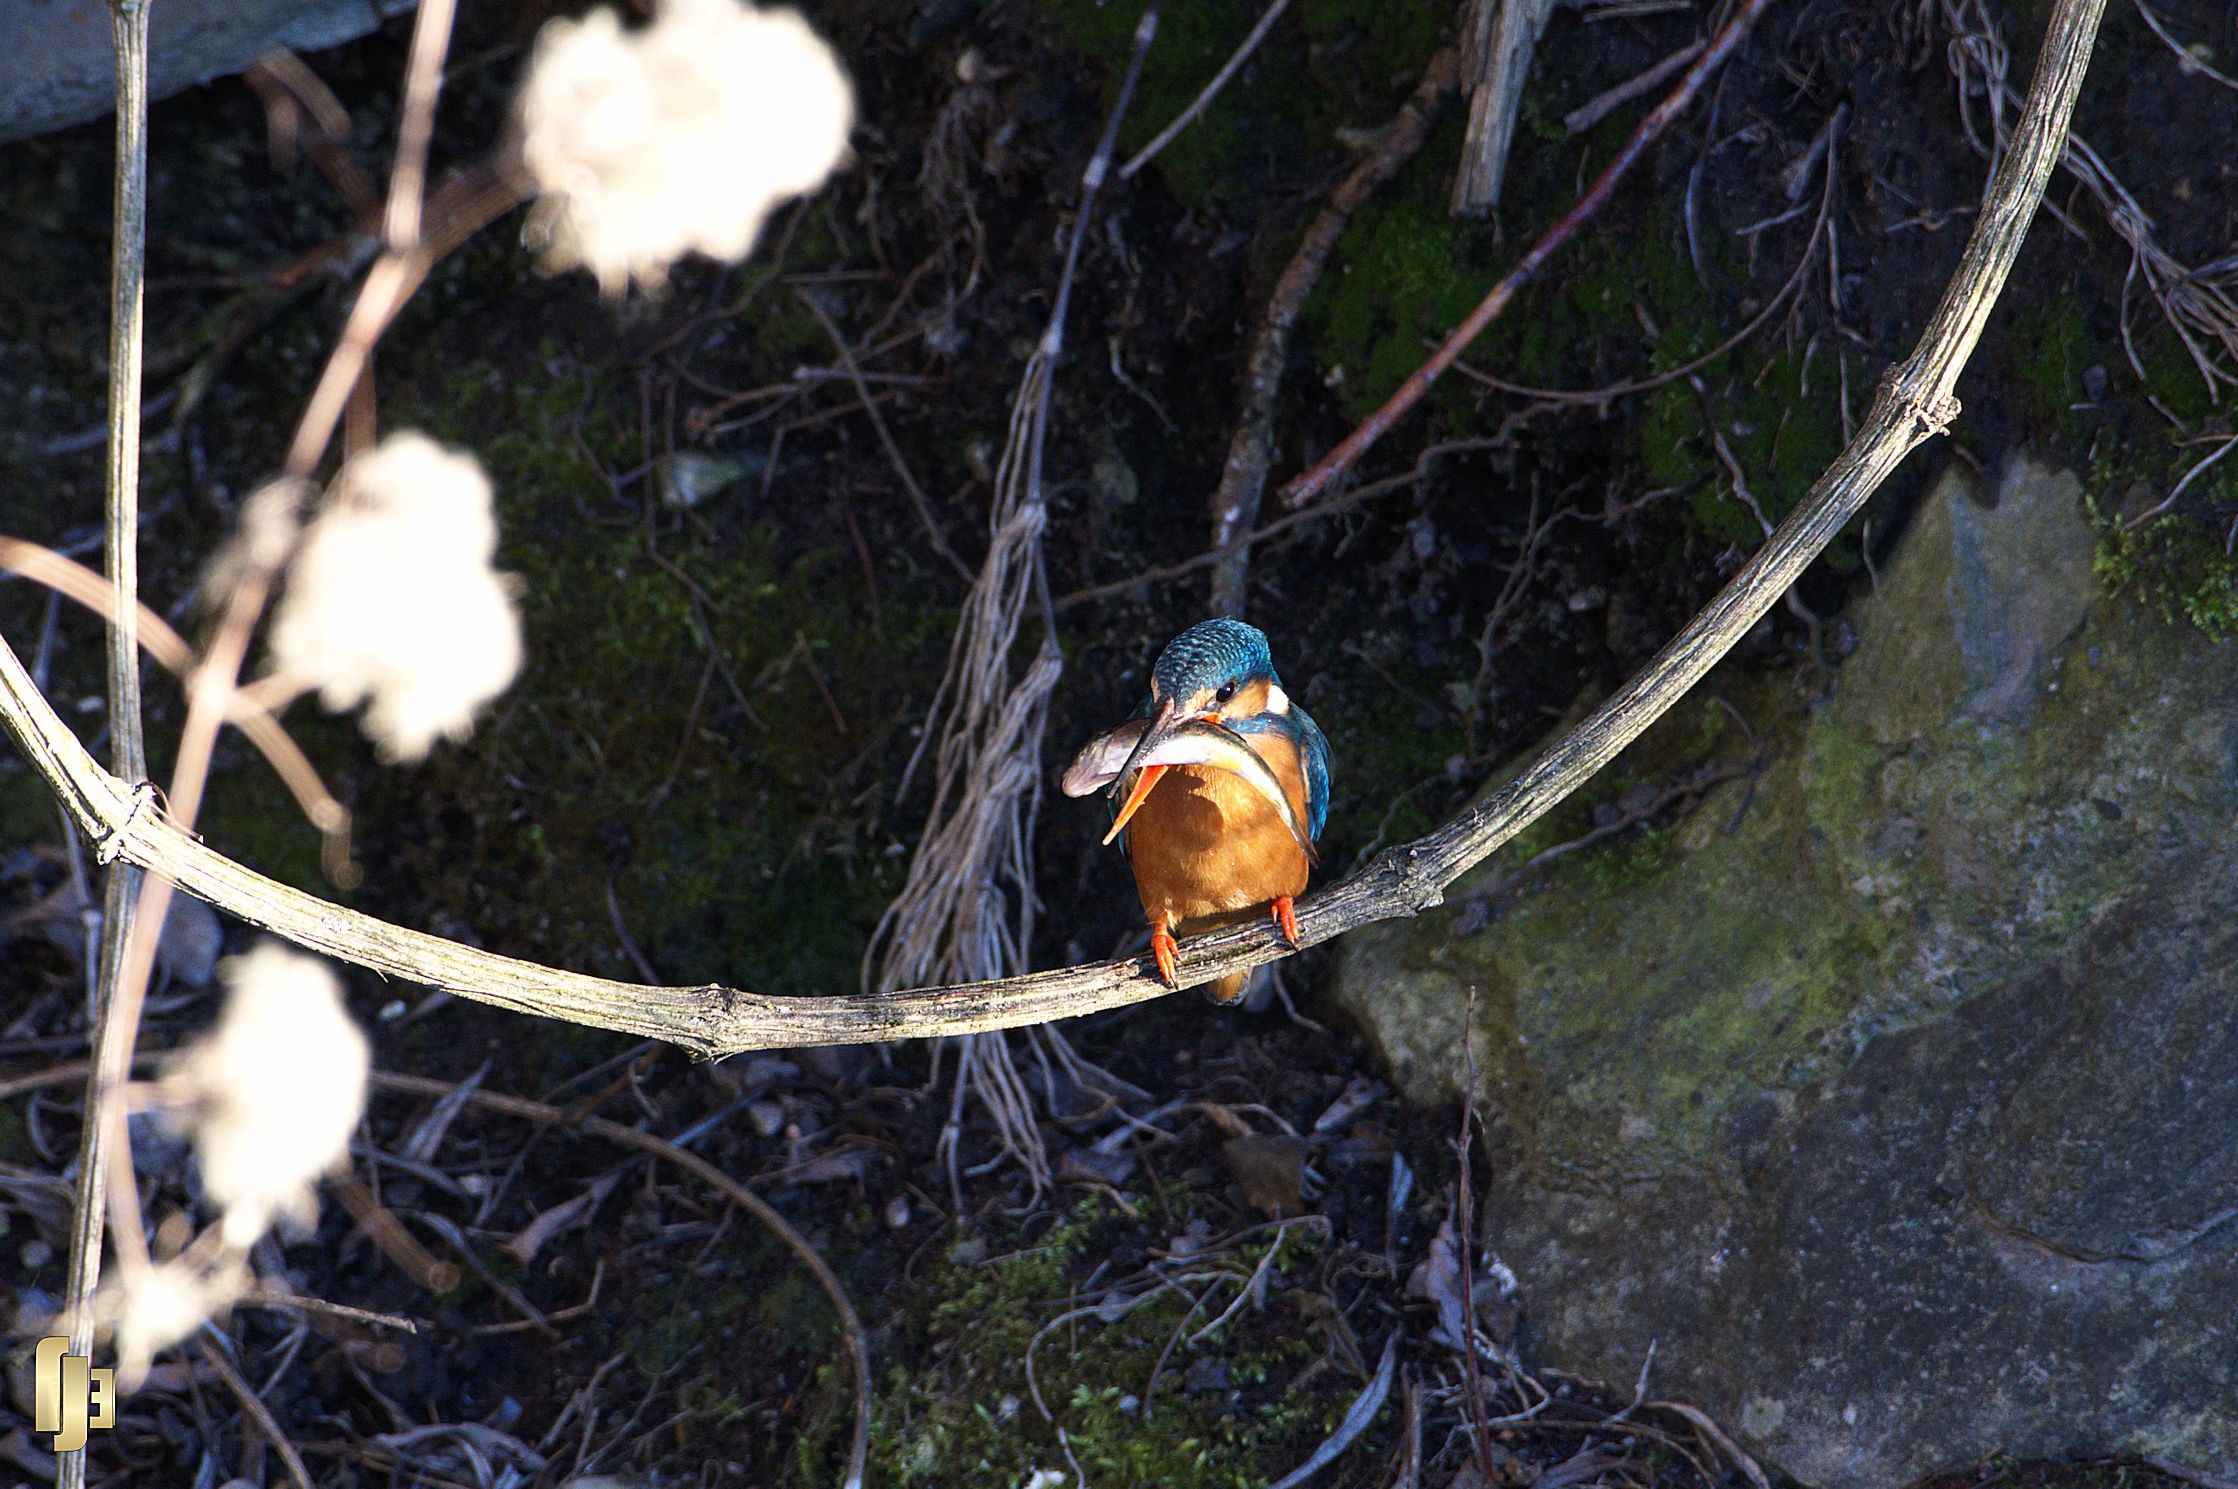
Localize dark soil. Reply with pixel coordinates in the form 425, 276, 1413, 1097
0, 0, 2231, 1482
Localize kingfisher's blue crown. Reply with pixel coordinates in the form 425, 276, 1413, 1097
1152, 619, 1278, 701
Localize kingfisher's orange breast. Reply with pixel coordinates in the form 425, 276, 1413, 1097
1124, 728, 1311, 936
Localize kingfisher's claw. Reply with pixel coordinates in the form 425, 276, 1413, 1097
1271, 895, 1299, 948
1150, 926, 1180, 988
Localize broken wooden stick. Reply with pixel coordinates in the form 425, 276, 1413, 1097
1452, 0, 1562, 215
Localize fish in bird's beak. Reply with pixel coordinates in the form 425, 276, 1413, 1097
1061, 709, 1313, 856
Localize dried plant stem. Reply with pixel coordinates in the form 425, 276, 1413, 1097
0, 539, 351, 848
60, 7, 152, 1484
1565, 40, 1706, 134
1281, 0, 1779, 512
0, 0, 2105, 1062
865, 0, 1162, 1194
1941, 0, 2238, 397
384, 0, 457, 249
1207, 48, 1460, 616
50, 2, 480, 1452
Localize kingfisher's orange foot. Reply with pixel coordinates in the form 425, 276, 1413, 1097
1149, 925, 1180, 988
1271, 895, 1300, 948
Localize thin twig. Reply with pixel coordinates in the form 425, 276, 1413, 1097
0, 539, 353, 864
2128, 0, 2238, 92
1281, 0, 1780, 510
0, 0, 2108, 1046
2121, 431, 2238, 529
794, 287, 974, 582
1564, 40, 1706, 133
1120, 0, 1292, 179
1079, 437, 1509, 612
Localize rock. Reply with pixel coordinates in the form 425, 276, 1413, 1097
0, 0, 415, 144
1332, 454, 2238, 1487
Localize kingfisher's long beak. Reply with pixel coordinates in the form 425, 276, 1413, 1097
1102, 696, 1181, 845
1103, 765, 1167, 845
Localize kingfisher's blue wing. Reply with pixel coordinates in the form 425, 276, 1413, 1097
1290, 703, 1332, 842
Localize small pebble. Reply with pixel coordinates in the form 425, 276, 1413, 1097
19, 1240, 51, 1269
747, 1100, 786, 1138
883, 1194, 911, 1230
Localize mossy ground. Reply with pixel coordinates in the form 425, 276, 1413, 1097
810, 1197, 1343, 1489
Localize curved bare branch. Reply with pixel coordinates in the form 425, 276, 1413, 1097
0, 0, 2105, 1058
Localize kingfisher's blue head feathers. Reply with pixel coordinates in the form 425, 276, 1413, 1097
1151, 619, 1278, 705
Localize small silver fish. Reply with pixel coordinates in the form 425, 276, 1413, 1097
1061, 716, 1313, 856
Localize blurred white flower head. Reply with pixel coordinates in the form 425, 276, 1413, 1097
268, 432, 523, 763
163, 943, 370, 1248
98, 1256, 245, 1388
517, 0, 853, 294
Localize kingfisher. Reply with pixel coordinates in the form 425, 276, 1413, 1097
1061, 619, 1331, 1002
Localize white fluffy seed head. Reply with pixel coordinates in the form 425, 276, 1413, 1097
267, 432, 523, 763
163, 943, 370, 1248
99, 1257, 246, 1389
516, 0, 853, 295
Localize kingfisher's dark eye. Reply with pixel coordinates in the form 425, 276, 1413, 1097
1214, 682, 1237, 705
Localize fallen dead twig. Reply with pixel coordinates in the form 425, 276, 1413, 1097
1942, 0, 2238, 397
1451, 0, 1560, 214
1281, 0, 1780, 511
0, 0, 2109, 1053
2126, 0, 2238, 93
794, 286, 974, 582
2119, 431, 2238, 530
1207, 48, 1461, 615
1649, 1398, 1772, 1489
1082, 436, 1515, 612
332, 1178, 464, 1294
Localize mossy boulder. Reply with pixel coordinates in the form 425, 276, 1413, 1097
1331, 454, 2238, 1488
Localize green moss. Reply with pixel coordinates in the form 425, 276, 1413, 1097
352, 351, 932, 993
2092, 502, 2238, 638
1306, 679, 1467, 855
2010, 298, 2090, 433
1306, 140, 1489, 418
812, 1200, 1343, 1489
